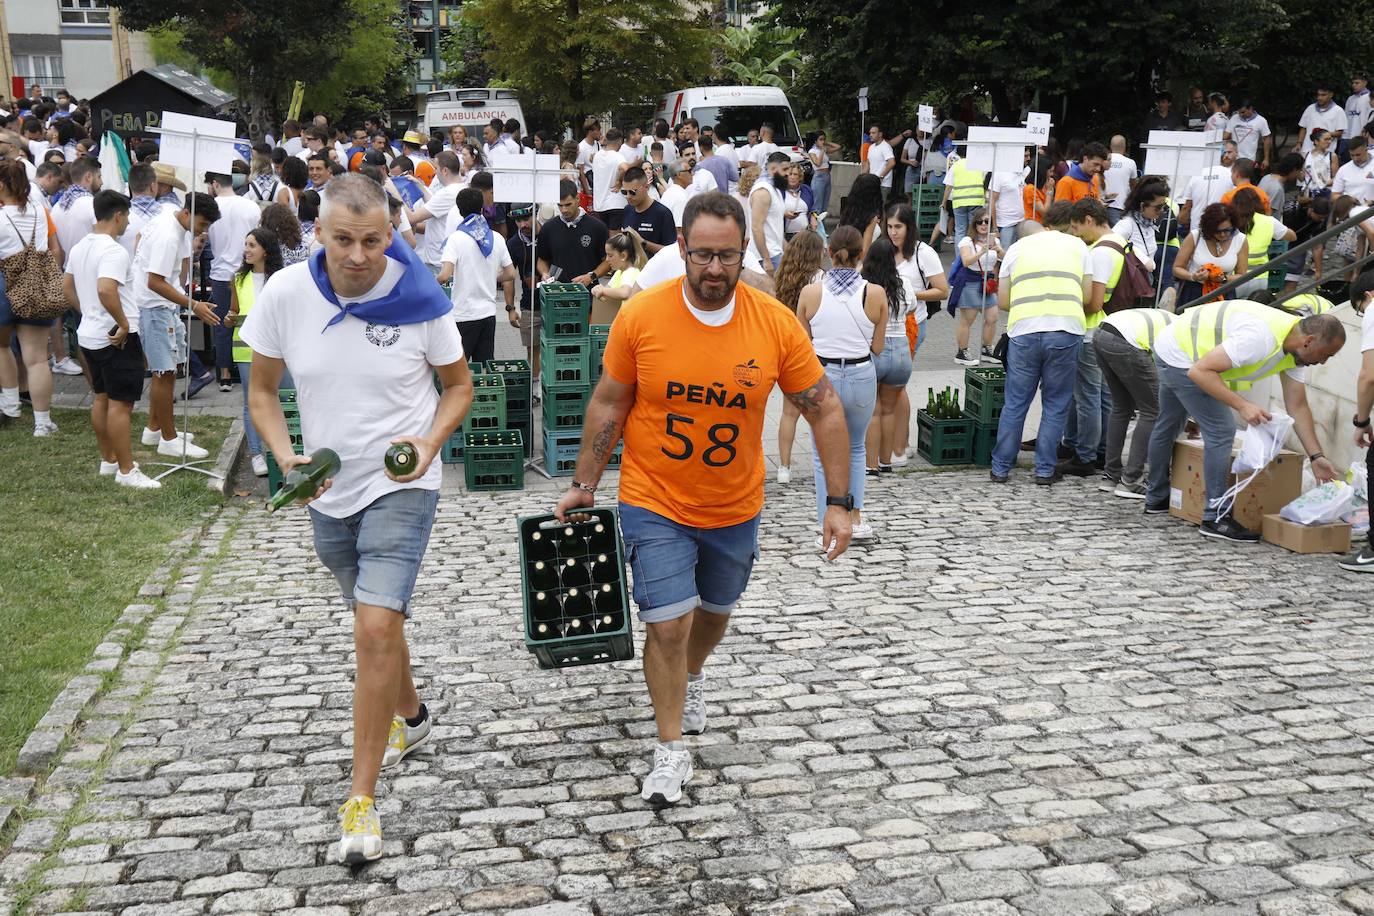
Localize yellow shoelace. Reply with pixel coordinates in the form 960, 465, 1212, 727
387, 717, 405, 751
339, 796, 376, 834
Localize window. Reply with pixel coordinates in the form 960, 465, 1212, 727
58, 0, 110, 25
14, 55, 65, 86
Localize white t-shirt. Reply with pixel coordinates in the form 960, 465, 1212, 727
1089, 237, 1125, 290
418, 183, 461, 265
68, 234, 135, 350
1103, 154, 1137, 207
1185, 231, 1245, 277
119, 199, 176, 258
715, 142, 740, 173
576, 138, 599, 174
1205, 112, 1229, 134
958, 236, 999, 275
238, 259, 464, 518
659, 183, 692, 227
633, 242, 764, 291
896, 243, 944, 328
1156, 308, 1306, 382
1362, 301, 1374, 353
1332, 158, 1374, 204
207, 194, 265, 281
750, 141, 779, 166
1112, 214, 1158, 266
902, 137, 920, 167
1347, 91, 1372, 140
0, 190, 48, 259
280, 136, 303, 157
53, 193, 95, 265
1226, 113, 1271, 161
990, 171, 1025, 227
866, 141, 895, 188
1180, 166, 1235, 231
440, 230, 513, 321
591, 149, 625, 212
999, 233, 1093, 338
131, 209, 190, 311
1299, 103, 1347, 153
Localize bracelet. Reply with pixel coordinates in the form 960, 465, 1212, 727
1309, 452, 1325, 462
570, 479, 597, 494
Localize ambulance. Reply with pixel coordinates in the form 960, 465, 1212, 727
422, 88, 526, 140
654, 85, 804, 154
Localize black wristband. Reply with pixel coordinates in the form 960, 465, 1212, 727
1355, 415, 1371, 429
1309, 452, 1325, 462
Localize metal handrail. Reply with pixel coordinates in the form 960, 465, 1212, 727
1270, 251, 1374, 309
1178, 203, 1374, 309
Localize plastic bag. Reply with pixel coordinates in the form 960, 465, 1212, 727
1280, 481, 1354, 525
1347, 462, 1369, 535
1211, 413, 1294, 518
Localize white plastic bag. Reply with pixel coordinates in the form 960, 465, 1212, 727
1279, 481, 1355, 525
1347, 462, 1369, 534
1211, 413, 1295, 518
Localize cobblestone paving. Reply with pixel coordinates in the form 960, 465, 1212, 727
5, 469, 1374, 916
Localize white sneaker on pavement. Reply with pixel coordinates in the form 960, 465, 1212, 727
640, 742, 693, 806
337, 796, 383, 864
33, 419, 58, 437
142, 427, 195, 446
115, 464, 162, 489
51, 357, 83, 376
251, 454, 268, 477
99, 460, 119, 476
851, 522, 874, 541
888, 454, 908, 467
381, 708, 432, 769
683, 674, 707, 735
776, 465, 791, 484
157, 436, 209, 459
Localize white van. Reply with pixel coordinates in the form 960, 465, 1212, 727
422, 88, 526, 140
654, 86, 804, 153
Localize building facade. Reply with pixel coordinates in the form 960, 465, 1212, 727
0, 0, 152, 100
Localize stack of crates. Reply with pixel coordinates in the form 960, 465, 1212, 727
264, 389, 303, 494
539, 283, 599, 476
589, 324, 611, 383
912, 184, 944, 242
439, 361, 482, 464
488, 359, 533, 458
463, 429, 524, 491
962, 366, 1006, 466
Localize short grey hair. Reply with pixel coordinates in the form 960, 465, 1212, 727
318, 172, 388, 222
1298, 313, 1346, 348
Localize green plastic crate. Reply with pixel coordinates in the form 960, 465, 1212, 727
487, 359, 531, 416
916, 410, 972, 466
541, 384, 590, 431
1266, 240, 1290, 293
543, 428, 621, 476
963, 366, 1006, 424
463, 430, 524, 491
518, 507, 633, 669
540, 336, 592, 387
590, 325, 611, 382
440, 429, 465, 463
968, 415, 997, 467
462, 373, 507, 433
538, 282, 591, 338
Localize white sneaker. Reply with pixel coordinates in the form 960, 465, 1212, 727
381, 709, 433, 769
142, 428, 195, 445
888, 454, 909, 467
51, 356, 83, 376
33, 419, 58, 437
640, 743, 693, 806
99, 460, 119, 476
851, 522, 874, 541
776, 465, 791, 484
337, 796, 383, 864
157, 436, 209, 459
251, 453, 268, 477
115, 464, 162, 490
904, 446, 915, 459
683, 675, 707, 735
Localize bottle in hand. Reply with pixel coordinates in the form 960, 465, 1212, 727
267, 448, 341, 513
385, 442, 418, 477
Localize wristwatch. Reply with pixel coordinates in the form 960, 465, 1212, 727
505, 304, 517, 312
825, 494, 855, 511
1354, 415, 1371, 429
570, 479, 596, 494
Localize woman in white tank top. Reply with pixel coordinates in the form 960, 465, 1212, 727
796, 225, 887, 543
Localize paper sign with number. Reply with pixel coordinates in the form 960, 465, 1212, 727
1025, 112, 1051, 145
918, 105, 934, 133
858, 86, 869, 114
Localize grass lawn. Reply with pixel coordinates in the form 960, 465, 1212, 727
0, 406, 230, 774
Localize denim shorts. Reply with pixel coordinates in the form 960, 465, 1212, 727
874, 339, 913, 387
0, 272, 54, 328
309, 487, 440, 617
620, 502, 759, 624
139, 306, 187, 374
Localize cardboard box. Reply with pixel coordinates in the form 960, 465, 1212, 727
1262, 514, 1351, 554
1168, 438, 1302, 530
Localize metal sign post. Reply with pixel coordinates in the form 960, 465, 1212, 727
1023, 112, 1053, 216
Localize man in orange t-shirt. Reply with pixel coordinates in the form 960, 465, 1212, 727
555, 191, 854, 807
1218, 158, 1271, 213
1055, 141, 1109, 203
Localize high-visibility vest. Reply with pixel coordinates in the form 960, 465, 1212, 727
1276, 292, 1333, 317
231, 272, 260, 364
1087, 231, 1128, 329
1245, 215, 1276, 279
1103, 307, 1174, 352
1007, 230, 1087, 334
1171, 300, 1301, 390
1164, 197, 1181, 249
950, 159, 985, 209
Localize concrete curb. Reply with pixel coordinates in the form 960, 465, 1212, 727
209, 418, 245, 496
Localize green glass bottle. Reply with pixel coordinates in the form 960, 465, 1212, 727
266, 448, 341, 513
952, 390, 961, 417
384, 442, 418, 477
927, 387, 936, 414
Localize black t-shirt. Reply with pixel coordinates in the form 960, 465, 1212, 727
507, 230, 534, 311
621, 200, 677, 248
535, 212, 609, 280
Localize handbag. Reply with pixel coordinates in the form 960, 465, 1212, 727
2, 213, 67, 321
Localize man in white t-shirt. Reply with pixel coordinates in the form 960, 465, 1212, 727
1332, 136, 1374, 205
864, 124, 896, 194
739, 128, 759, 165
63, 190, 159, 489
629, 227, 766, 295
1178, 141, 1237, 233
405, 150, 463, 272
1225, 101, 1272, 168
576, 118, 602, 195
437, 187, 516, 364
749, 123, 779, 166
240, 173, 471, 867
1204, 92, 1230, 134
53, 156, 101, 264
205, 170, 267, 388
748, 152, 789, 275
988, 168, 1025, 249
591, 128, 629, 229
1340, 272, 1374, 570
1295, 85, 1347, 155
1103, 135, 1137, 224
659, 164, 695, 227
1346, 74, 1371, 155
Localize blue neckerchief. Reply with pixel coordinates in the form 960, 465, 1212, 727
131, 195, 161, 219
393, 175, 425, 209
60, 184, 91, 212
825, 267, 863, 297
309, 235, 453, 332
456, 212, 494, 256
1067, 161, 1092, 182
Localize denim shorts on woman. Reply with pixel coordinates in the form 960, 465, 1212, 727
308, 487, 440, 617
0, 272, 54, 327
874, 339, 913, 387
139, 306, 187, 374
619, 502, 760, 624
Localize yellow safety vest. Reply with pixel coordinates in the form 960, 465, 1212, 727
1007, 230, 1087, 334
1245, 215, 1276, 278
1164, 197, 1181, 249
1276, 292, 1333, 317
950, 159, 985, 209
231, 272, 260, 364
1172, 299, 1301, 390
1087, 231, 1128, 329
1103, 307, 1173, 352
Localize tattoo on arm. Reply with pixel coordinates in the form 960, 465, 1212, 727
590, 419, 621, 465
785, 375, 836, 415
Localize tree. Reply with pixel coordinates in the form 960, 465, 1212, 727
720, 21, 802, 89
438, 19, 500, 89
461, 0, 711, 130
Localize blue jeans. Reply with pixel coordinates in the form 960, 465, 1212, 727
873, 341, 912, 387
998, 224, 1020, 249
812, 360, 876, 527
1145, 358, 1237, 521
619, 503, 760, 623
309, 487, 440, 617
236, 361, 295, 456
810, 171, 832, 214
210, 279, 233, 373
953, 207, 978, 246
991, 331, 1082, 477
1065, 329, 1106, 463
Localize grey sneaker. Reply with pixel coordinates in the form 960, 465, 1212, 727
1337, 545, 1374, 572
1114, 479, 1147, 499
381, 708, 432, 769
640, 743, 693, 806
683, 674, 707, 735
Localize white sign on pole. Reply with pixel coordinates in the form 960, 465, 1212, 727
963, 126, 1029, 172
858, 86, 869, 114
490, 154, 562, 204
1025, 112, 1052, 146
158, 111, 236, 175
1141, 130, 1218, 182
918, 105, 934, 133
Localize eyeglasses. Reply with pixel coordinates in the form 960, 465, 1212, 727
1216, 227, 1235, 237
685, 248, 745, 266
975, 219, 990, 225
620, 189, 637, 196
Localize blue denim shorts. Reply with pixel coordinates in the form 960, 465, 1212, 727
873, 340, 913, 387
139, 306, 187, 373
619, 502, 759, 624
0, 272, 54, 327
309, 487, 440, 617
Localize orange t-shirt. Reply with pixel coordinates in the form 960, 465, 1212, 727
1055, 173, 1100, 203
1023, 185, 1046, 221
602, 278, 824, 529
1220, 182, 1271, 214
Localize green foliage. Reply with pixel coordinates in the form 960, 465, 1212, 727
438, 18, 500, 89
461, 0, 711, 127
719, 19, 802, 89
305, 0, 417, 120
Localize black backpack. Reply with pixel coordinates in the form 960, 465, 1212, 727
1095, 238, 1156, 313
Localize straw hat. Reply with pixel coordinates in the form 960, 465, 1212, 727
402, 130, 426, 146
151, 161, 187, 191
